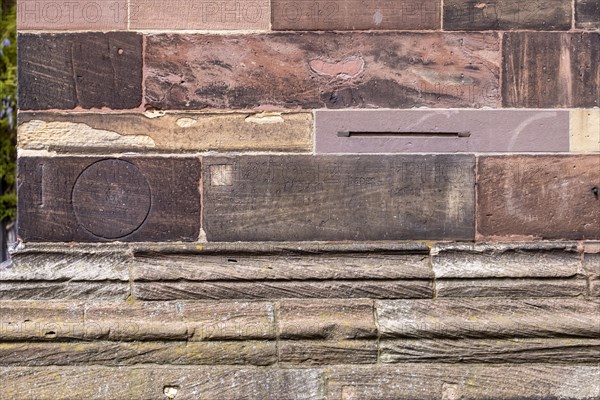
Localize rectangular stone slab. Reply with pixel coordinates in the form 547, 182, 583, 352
315, 110, 569, 153
145, 33, 500, 110
18, 33, 142, 110
129, 0, 270, 30
576, 0, 600, 29
443, 0, 571, 30
202, 155, 475, 241
477, 155, 600, 239
17, 157, 200, 242
272, 0, 440, 30
502, 32, 599, 108
17, 0, 128, 30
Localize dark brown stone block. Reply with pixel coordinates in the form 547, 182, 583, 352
444, 0, 571, 30
477, 155, 600, 240
502, 32, 599, 108
272, 0, 440, 30
18, 33, 142, 110
17, 157, 200, 242
576, 0, 600, 29
145, 33, 500, 110
203, 155, 475, 241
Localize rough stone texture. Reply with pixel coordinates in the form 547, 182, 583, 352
279, 340, 378, 365
0, 341, 277, 366
477, 155, 600, 240
570, 109, 600, 152
17, 0, 128, 30
325, 364, 600, 399
431, 242, 581, 278
584, 253, 600, 275
132, 252, 432, 281
0, 366, 325, 400
0, 282, 130, 300
576, 0, 600, 28
272, 0, 440, 30
17, 157, 201, 242
502, 32, 600, 108
203, 155, 475, 241
145, 33, 501, 110
134, 280, 433, 300
592, 278, 600, 296
85, 301, 276, 341
278, 300, 377, 340
315, 109, 570, 153
380, 338, 600, 363
18, 33, 142, 110
444, 0, 572, 30
0, 301, 85, 341
130, 0, 270, 30
435, 278, 587, 298
18, 112, 313, 152
376, 299, 600, 338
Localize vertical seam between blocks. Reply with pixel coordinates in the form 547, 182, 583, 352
373, 300, 381, 364
274, 301, 281, 366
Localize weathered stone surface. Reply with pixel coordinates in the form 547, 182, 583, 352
272, 0, 440, 30
18, 33, 142, 110
0, 282, 129, 300
576, 0, 600, 28
145, 33, 500, 110
477, 155, 600, 239
85, 301, 276, 341
431, 242, 581, 278
203, 155, 475, 241
18, 112, 313, 152
0, 366, 325, 400
591, 278, 600, 296
279, 340, 377, 365
0, 341, 277, 366
130, 0, 270, 30
2, 243, 129, 281
134, 280, 432, 300
325, 364, 600, 399
444, 0, 571, 30
435, 278, 587, 298
584, 253, 600, 275
571, 109, 600, 152
17, 157, 200, 242
315, 109, 570, 153
380, 338, 600, 363
17, 0, 128, 30
278, 300, 376, 340
132, 252, 431, 281
0, 301, 85, 341
376, 299, 600, 338
503, 32, 599, 108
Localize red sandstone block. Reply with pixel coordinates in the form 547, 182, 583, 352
145, 32, 500, 110
17, 0, 127, 30
272, 0, 440, 30
477, 155, 600, 240
502, 32, 599, 108
129, 0, 270, 30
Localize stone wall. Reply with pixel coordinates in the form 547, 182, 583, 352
5, 0, 600, 398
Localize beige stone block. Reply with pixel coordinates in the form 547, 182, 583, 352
17, 112, 313, 152
571, 109, 600, 152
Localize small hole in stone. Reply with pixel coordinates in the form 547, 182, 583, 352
117, 48, 124, 55
45, 331, 57, 338
228, 258, 237, 263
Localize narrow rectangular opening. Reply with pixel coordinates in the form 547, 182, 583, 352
337, 131, 471, 138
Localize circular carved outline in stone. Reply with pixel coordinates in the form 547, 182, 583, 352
72, 159, 151, 240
